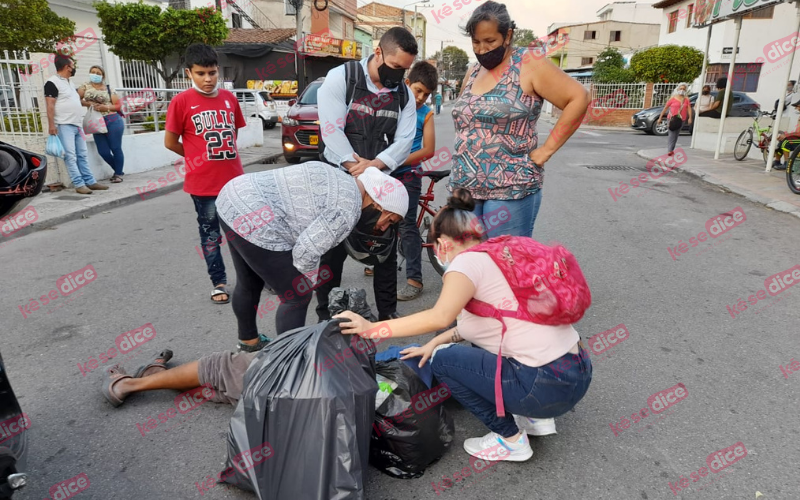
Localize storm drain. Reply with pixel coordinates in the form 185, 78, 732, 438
583, 165, 646, 171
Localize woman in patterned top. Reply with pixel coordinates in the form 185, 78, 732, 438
78, 65, 125, 183
452, 1, 589, 237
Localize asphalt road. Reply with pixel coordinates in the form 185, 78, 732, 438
3, 112, 799, 500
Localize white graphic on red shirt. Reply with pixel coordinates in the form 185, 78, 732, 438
190, 110, 237, 161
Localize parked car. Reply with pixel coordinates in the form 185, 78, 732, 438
281, 78, 324, 164
0, 351, 28, 500
234, 90, 278, 130
631, 91, 760, 136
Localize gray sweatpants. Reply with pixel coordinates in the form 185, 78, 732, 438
667, 128, 680, 153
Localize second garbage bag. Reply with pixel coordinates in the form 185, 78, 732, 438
221, 319, 377, 500
370, 360, 455, 479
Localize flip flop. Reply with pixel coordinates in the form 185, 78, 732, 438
133, 349, 173, 378
100, 364, 132, 408
211, 285, 230, 304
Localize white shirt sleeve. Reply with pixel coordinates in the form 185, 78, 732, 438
318, 65, 357, 167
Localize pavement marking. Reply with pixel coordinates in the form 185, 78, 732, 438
579, 130, 603, 136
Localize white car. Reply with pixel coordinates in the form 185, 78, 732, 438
234, 90, 279, 129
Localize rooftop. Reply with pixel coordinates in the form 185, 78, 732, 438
224, 28, 297, 44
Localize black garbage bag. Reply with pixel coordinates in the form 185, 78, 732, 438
370, 360, 455, 479
328, 287, 378, 322
221, 319, 378, 500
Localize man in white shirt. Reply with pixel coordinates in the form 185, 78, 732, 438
45, 55, 107, 194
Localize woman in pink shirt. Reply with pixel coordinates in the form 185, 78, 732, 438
658, 83, 693, 156
336, 189, 592, 463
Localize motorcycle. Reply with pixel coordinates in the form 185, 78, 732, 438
0, 140, 47, 499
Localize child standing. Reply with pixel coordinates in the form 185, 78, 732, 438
165, 43, 247, 305
394, 61, 438, 302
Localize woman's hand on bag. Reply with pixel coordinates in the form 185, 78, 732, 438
399, 340, 437, 368
334, 311, 373, 336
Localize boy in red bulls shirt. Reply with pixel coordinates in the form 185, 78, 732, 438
165, 43, 247, 305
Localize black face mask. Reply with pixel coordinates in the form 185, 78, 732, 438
702, 90, 710, 95
70, 67, 76, 77
377, 48, 405, 88
356, 206, 382, 234
476, 43, 508, 70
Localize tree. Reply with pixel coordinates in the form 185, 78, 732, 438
515, 28, 537, 49
95, 1, 228, 88
0, 0, 75, 53
629, 45, 704, 83
432, 46, 469, 81
593, 47, 636, 83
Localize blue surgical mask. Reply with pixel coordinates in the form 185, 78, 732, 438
89, 74, 103, 84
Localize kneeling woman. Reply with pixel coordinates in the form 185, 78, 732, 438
336, 189, 592, 462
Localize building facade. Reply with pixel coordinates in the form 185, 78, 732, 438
597, 1, 663, 24
357, 2, 427, 56
546, 20, 660, 70
652, 0, 797, 109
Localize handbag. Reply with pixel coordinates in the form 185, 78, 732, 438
82, 107, 108, 134
668, 98, 687, 132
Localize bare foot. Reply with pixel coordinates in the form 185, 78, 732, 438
212, 283, 229, 303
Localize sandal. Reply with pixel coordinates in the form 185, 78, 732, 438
100, 364, 132, 407
211, 285, 230, 304
133, 349, 174, 378
237, 334, 272, 353
110, 175, 123, 183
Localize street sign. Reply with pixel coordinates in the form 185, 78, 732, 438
694, 0, 786, 27
722, 47, 740, 54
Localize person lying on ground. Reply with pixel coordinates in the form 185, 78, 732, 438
215, 161, 408, 352
335, 188, 593, 463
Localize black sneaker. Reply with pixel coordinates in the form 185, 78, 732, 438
773, 160, 787, 171
237, 334, 272, 353
378, 312, 401, 321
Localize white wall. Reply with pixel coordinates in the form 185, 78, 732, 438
598, 2, 662, 24
81, 117, 263, 182
657, 0, 800, 111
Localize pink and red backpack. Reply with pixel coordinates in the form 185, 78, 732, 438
461, 235, 592, 417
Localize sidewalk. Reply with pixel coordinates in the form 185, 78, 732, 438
5, 142, 284, 241
637, 147, 800, 219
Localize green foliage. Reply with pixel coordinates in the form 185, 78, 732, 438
593, 47, 636, 83
0, 0, 75, 53
439, 46, 469, 80
514, 29, 537, 48
629, 45, 704, 83
94, 1, 228, 88
2, 111, 42, 133
140, 113, 167, 132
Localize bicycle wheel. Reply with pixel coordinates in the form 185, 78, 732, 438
423, 218, 446, 276
733, 128, 753, 161
786, 145, 800, 194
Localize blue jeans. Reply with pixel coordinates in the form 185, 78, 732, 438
396, 172, 423, 283
56, 124, 96, 188
94, 113, 125, 176
472, 190, 543, 238
191, 195, 227, 286
431, 344, 592, 437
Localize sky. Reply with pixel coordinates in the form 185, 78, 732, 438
357, 0, 658, 61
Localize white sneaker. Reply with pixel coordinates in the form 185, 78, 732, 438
514, 415, 557, 436
463, 431, 533, 462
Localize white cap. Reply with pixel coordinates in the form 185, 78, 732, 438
358, 167, 409, 218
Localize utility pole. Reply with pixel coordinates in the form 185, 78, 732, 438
293, 0, 306, 95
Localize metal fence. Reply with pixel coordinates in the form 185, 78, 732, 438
0, 50, 45, 135
590, 82, 646, 109
119, 59, 192, 91
651, 83, 675, 108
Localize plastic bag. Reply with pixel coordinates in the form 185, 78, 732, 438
45, 135, 64, 158
82, 108, 108, 134
221, 319, 378, 500
370, 360, 455, 479
328, 287, 378, 322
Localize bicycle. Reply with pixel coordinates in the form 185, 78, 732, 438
733, 110, 777, 164
397, 168, 451, 276
785, 138, 800, 194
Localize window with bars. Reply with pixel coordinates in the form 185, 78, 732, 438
686, 4, 694, 27
609, 30, 621, 42
668, 11, 679, 33
581, 57, 594, 66
706, 63, 762, 92
743, 6, 774, 18
584, 30, 596, 40
232, 13, 242, 28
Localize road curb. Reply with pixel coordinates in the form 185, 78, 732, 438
4, 151, 285, 242
635, 149, 800, 220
